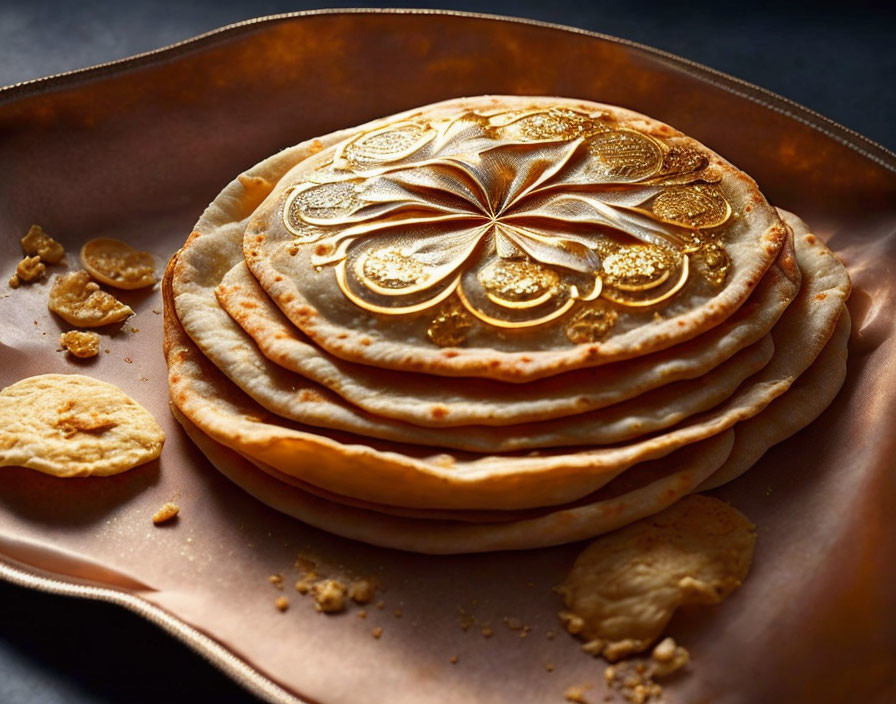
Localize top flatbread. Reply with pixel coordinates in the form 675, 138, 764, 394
244, 95, 787, 381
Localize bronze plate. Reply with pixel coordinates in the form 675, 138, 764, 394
1, 10, 894, 704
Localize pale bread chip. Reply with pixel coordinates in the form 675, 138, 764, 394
244, 95, 787, 381
0, 374, 164, 477
21, 224, 65, 264
165, 213, 848, 510
172, 404, 734, 553
80, 237, 156, 290
48, 270, 133, 326
556, 495, 755, 660
59, 330, 100, 358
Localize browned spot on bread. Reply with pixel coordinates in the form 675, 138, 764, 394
299, 389, 324, 403
360, 337, 372, 346
816, 293, 827, 300
806, 234, 817, 245
274, 275, 283, 282
431, 405, 449, 420
443, 350, 459, 358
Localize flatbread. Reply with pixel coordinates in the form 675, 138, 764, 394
164, 210, 849, 509
172, 405, 734, 553
698, 310, 851, 490
174, 201, 774, 450
244, 95, 788, 381
216, 236, 798, 427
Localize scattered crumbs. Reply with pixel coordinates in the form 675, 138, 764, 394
547, 631, 557, 640
480, 626, 493, 638
544, 662, 555, 673
358, 609, 368, 619
458, 607, 475, 631
129, 326, 140, 333
376, 600, 385, 610
371, 626, 383, 639
124, 357, 133, 364
449, 655, 459, 664
312, 578, 347, 613
151, 502, 179, 525
348, 578, 375, 604
269, 574, 285, 590
275, 596, 289, 612
152, 308, 161, 315
471, 599, 478, 607
503, 616, 524, 631
765, 485, 774, 496
295, 571, 318, 594
393, 608, 403, 618
564, 684, 591, 703
186, 537, 193, 543
104, 349, 111, 354
527, 581, 535, 588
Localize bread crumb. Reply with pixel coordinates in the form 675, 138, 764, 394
275, 596, 289, 612
480, 626, 493, 638
151, 502, 179, 525
371, 626, 383, 639
21, 225, 65, 263
295, 572, 318, 594
348, 578, 375, 604
13, 256, 46, 284
357, 609, 367, 619
376, 600, 385, 610
59, 330, 100, 358
269, 574, 284, 589
544, 662, 555, 673
563, 684, 590, 703
393, 608, 403, 618
449, 655, 459, 664
312, 578, 346, 613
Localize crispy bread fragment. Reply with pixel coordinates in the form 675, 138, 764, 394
557, 495, 755, 660
0, 374, 164, 477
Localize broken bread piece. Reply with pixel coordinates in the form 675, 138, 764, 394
21, 224, 65, 264
48, 270, 133, 326
557, 495, 755, 661
80, 237, 156, 289
59, 330, 101, 358
0, 374, 164, 477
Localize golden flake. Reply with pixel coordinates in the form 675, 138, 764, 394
345, 122, 432, 165
602, 245, 674, 290
697, 242, 731, 288
565, 305, 618, 344
588, 130, 663, 181
652, 184, 731, 228
427, 298, 474, 347
286, 181, 361, 228
360, 248, 427, 289
507, 108, 607, 141
660, 146, 709, 178
478, 259, 560, 303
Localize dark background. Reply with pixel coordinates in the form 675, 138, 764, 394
1, 2, 894, 703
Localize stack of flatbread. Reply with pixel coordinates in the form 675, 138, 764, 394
164, 96, 850, 554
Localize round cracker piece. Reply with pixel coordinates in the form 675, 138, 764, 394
80, 237, 157, 290
0, 374, 165, 477
243, 96, 788, 381
48, 270, 133, 326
